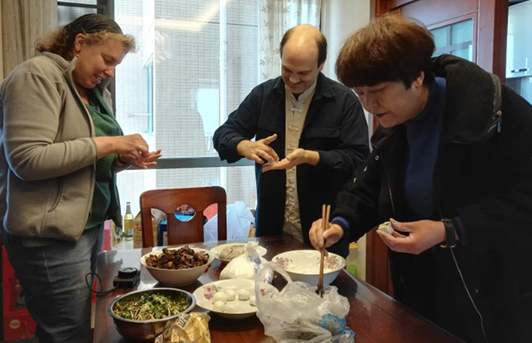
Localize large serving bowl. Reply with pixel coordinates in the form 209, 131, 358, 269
272, 250, 346, 286
108, 288, 195, 342
140, 247, 214, 286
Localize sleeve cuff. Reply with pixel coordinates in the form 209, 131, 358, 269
453, 217, 469, 246
331, 216, 350, 234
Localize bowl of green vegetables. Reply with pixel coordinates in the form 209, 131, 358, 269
108, 288, 195, 342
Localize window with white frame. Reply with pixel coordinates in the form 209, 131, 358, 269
113, 0, 258, 216
56, 0, 318, 219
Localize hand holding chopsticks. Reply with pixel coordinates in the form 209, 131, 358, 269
316, 204, 330, 298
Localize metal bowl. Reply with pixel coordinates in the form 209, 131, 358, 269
108, 288, 196, 342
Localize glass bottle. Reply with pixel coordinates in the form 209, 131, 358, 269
124, 202, 134, 241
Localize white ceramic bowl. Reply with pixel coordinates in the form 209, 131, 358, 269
272, 250, 346, 286
140, 247, 214, 286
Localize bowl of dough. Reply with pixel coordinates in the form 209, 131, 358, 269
210, 242, 267, 263
272, 250, 346, 286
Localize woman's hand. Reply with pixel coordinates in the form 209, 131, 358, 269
93, 135, 161, 168
376, 218, 446, 255
112, 134, 150, 162
94, 134, 149, 161
118, 149, 162, 169
309, 219, 344, 249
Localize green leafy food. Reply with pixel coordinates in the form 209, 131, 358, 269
113, 292, 190, 321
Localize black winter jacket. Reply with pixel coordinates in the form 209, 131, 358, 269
333, 55, 532, 342
214, 73, 369, 257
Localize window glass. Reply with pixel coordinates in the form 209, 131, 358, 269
114, 0, 259, 215
58, 6, 97, 26
451, 19, 473, 45
431, 27, 447, 49
431, 19, 473, 62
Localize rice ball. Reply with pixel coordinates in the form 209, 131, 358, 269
212, 292, 227, 304
249, 295, 256, 306
238, 289, 250, 300
224, 289, 236, 301
378, 221, 394, 235
213, 301, 225, 312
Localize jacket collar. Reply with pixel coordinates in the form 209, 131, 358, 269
432, 54, 501, 144
272, 72, 335, 100
372, 55, 502, 148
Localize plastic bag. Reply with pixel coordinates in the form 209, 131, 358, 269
255, 261, 355, 343
155, 313, 211, 343
220, 242, 272, 282
204, 201, 254, 242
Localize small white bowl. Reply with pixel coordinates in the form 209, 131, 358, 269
272, 250, 346, 286
140, 247, 214, 286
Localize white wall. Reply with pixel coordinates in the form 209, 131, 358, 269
321, 0, 371, 81
321, 0, 371, 281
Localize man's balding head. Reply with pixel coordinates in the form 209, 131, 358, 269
279, 25, 327, 96
280, 25, 327, 67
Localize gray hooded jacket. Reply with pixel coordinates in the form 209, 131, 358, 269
0, 52, 123, 242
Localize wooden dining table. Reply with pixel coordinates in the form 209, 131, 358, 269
93, 235, 462, 343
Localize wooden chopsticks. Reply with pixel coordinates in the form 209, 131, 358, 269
316, 204, 330, 298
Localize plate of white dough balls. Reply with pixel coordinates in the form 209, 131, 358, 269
192, 279, 277, 319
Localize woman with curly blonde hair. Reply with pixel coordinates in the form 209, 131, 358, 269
0, 14, 161, 342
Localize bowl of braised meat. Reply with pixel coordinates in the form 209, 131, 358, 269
140, 246, 214, 286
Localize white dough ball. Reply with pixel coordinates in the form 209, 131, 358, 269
249, 295, 256, 306
224, 289, 236, 301
213, 301, 225, 312
212, 292, 227, 304
238, 289, 250, 300
378, 221, 395, 235
225, 303, 237, 313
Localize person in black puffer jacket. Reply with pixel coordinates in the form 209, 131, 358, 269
309, 14, 532, 343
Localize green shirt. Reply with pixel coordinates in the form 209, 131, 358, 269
84, 87, 122, 229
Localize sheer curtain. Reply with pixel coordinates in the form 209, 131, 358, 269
259, 0, 321, 81
0, 0, 57, 79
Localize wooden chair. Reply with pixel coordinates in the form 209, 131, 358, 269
140, 186, 227, 247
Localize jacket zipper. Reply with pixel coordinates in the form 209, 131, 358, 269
438, 205, 488, 342
380, 151, 396, 218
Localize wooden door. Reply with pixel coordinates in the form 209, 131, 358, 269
366, 0, 508, 296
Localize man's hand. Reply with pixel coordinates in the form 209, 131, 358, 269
309, 219, 344, 250
236, 134, 279, 164
261, 148, 319, 172
376, 218, 446, 255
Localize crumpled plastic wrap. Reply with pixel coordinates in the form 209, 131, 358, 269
255, 261, 355, 343
220, 242, 273, 283
154, 312, 211, 343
